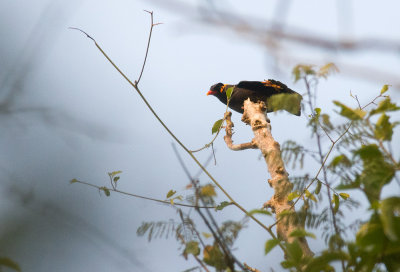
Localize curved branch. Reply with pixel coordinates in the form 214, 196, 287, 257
223, 111, 257, 151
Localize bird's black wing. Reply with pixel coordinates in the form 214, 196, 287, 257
236, 81, 270, 93
236, 80, 293, 94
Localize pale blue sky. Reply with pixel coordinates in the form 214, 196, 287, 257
1, 0, 399, 271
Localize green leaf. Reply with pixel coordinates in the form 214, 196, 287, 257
248, 209, 272, 216
356, 218, 386, 253
333, 194, 339, 214
265, 239, 280, 255
203, 245, 227, 270
380, 84, 390, 94
113, 176, 120, 183
226, 87, 234, 99
70, 178, 79, 184
305, 251, 348, 271
289, 229, 316, 239
339, 193, 350, 200
211, 119, 223, 134
268, 93, 302, 115
184, 241, 200, 256
287, 191, 300, 201
215, 201, 231, 211
315, 107, 321, 115
166, 189, 176, 199
202, 232, 212, 239
380, 197, 400, 241
333, 101, 366, 120
329, 154, 351, 169
370, 97, 400, 115
286, 240, 303, 263
0, 257, 21, 272
108, 170, 122, 177
305, 189, 317, 202
354, 144, 395, 203
315, 180, 322, 195
374, 113, 395, 141
100, 187, 110, 197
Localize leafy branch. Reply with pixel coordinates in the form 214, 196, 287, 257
70, 178, 214, 209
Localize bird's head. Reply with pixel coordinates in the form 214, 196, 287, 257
207, 83, 226, 97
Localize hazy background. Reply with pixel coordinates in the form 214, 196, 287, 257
1, 0, 399, 271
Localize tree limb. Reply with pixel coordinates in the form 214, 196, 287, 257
230, 99, 314, 258
223, 112, 257, 151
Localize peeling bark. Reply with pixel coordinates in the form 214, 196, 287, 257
225, 99, 313, 257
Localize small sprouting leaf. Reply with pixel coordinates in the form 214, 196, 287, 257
249, 209, 272, 216
226, 87, 234, 99
70, 178, 79, 184
113, 176, 120, 183
100, 187, 110, 197
339, 193, 350, 200
174, 195, 183, 202
170, 199, 174, 205
287, 191, 300, 201
333, 194, 340, 214
292, 66, 301, 82
0, 257, 21, 272
166, 190, 176, 199
321, 114, 333, 129
380, 84, 390, 94
202, 232, 212, 239
289, 229, 316, 239
184, 241, 200, 256
317, 63, 339, 79
315, 108, 321, 115
108, 170, 122, 177
315, 180, 322, 195
265, 239, 280, 255
333, 101, 366, 120
292, 64, 316, 82
211, 119, 224, 134
215, 201, 231, 211
200, 184, 216, 197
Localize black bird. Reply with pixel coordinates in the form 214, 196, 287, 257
207, 80, 302, 116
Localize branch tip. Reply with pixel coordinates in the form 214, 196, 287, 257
68, 27, 95, 42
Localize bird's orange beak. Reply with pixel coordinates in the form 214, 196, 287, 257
207, 90, 216, 96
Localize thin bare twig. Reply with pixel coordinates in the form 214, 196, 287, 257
73, 179, 214, 209
136, 10, 162, 86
